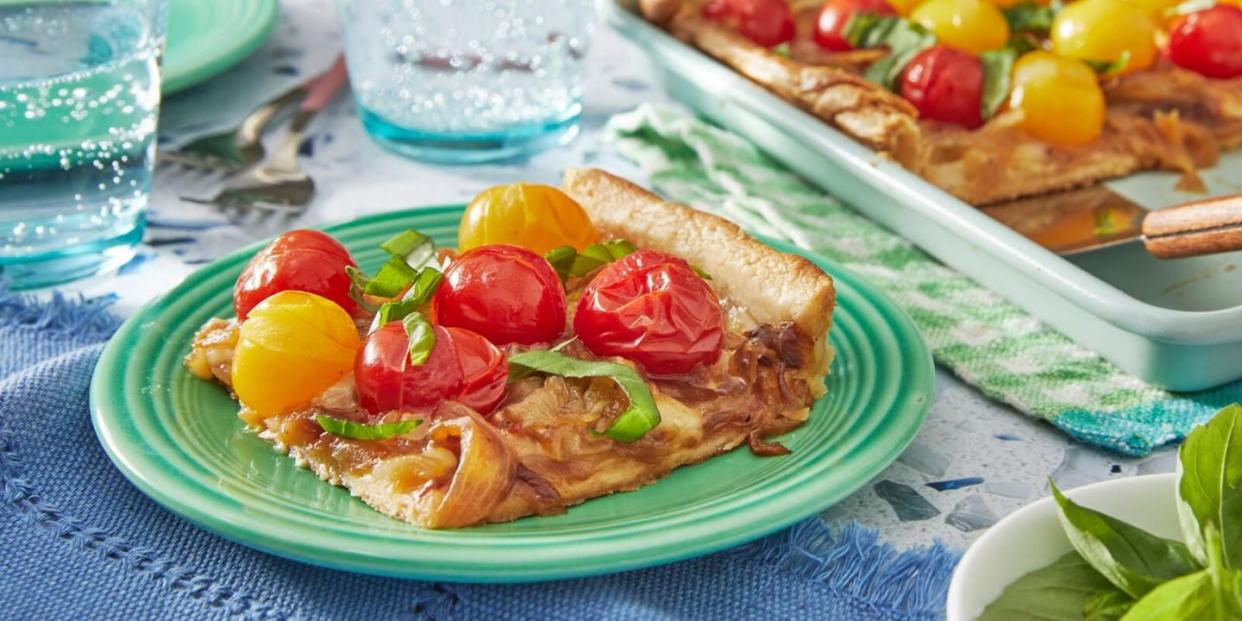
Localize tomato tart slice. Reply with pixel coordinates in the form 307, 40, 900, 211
639, 0, 1242, 205
186, 169, 835, 529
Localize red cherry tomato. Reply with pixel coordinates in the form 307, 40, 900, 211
814, 0, 895, 51
899, 44, 985, 128
446, 327, 508, 414
234, 230, 358, 320
1168, 5, 1242, 80
355, 323, 463, 416
574, 250, 724, 376
354, 323, 509, 417
433, 245, 567, 346
703, 0, 796, 47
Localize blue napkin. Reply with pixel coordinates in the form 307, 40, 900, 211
0, 287, 957, 620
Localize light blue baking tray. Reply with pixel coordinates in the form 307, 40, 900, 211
608, 0, 1242, 391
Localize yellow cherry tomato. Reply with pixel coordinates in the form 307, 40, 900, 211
458, 183, 600, 255
1052, 0, 1156, 74
1009, 51, 1107, 146
910, 0, 1010, 53
1114, 0, 1179, 17
987, 0, 1025, 8
232, 290, 361, 417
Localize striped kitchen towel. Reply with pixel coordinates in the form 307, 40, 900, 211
605, 104, 1241, 456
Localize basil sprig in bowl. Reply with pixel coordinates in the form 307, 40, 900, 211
949, 404, 1242, 620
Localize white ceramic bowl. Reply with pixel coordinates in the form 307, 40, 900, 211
946, 473, 1179, 621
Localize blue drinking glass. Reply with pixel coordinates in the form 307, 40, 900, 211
336, 0, 596, 164
0, 0, 166, 289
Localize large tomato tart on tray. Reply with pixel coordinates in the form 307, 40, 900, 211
185, 169, 836, 529
638, 0, 1242, 205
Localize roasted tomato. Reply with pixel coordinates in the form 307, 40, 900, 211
910, 0, 1010, 54
355, 322, 464, 415
574, 250, 724, 376
233, 230, 358, 320
703, 0, 796, 47
232, 291, 362, 416
1009, 50, 1106, 146
433, 245, 567, 346
458, 183, 600, 255
355, 322, 507, 416
1167, 5, 1242, 80
813, 0, 896, 51
447, 327, 509, 414
1051, 0, 1156, 74
899, 44, 985, 128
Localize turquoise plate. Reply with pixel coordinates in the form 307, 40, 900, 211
90, 205, 934, 582
163, 0, 279, 94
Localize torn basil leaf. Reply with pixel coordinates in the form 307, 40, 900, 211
402, 312, 436, 366
544, 239, 638, 282
980, 47, 1017, 120
860, 20, 936, 91
843, 13, 900, 49
507, 350, 660, 442
1004, 2, 1057, 33
1084, 50, 1130, 76
315, 415, 421, 441
380, 229, 436, 270
364, 255, 419, 297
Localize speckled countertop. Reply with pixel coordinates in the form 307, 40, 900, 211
63, 0, 1175, 555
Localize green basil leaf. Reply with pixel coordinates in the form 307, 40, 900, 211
861, 21, 936, 91
372, 268, 443, 329
1119, 571, 1216, 620
545, 245, 577, 282
1051, 481, 1200, 598
545, 240, 637, 282
1085, 50, 1130, 76
843, 13, 899, 49
315, 415, 421, 441
365, 255, 419, 297
603, 239, 637, 260
1177, 403, 1242, 568
979, 552, 1123, 621
1084, 590, 1133, 621
571, 243, 615, 277
1004, 2, 1057, 32
402, 312, 436, 366
507, 350, 661, 443
980, 47, 1017, 120
345, 266, 380, 313
772, 42, 790, 57
404, 267, 443, 306
380, 229, 436, 269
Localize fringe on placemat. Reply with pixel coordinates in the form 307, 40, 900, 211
0, 279, 121, 341
744, 519, 960, 616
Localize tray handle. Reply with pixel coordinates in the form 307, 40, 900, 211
1144, 193, 1242, 259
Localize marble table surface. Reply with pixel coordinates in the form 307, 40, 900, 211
58, 0, 1177, 555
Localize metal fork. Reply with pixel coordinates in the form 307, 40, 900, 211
158, 82, 308, 172
181, 57, 349, 215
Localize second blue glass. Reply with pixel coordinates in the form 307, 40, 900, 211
336, 0, 596, 164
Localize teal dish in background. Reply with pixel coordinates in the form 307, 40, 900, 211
163, 0, 278, 94
607, 0, 1242, 391
90, 205, 934, 582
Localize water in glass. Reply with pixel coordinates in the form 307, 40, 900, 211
337, 0, 595, 163
0, 1, 162, 289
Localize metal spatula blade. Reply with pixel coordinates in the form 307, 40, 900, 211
981, 186, 1242, 259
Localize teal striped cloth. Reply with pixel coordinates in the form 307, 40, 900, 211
605, 104, 1238, 456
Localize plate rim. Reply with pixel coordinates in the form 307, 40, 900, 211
162, 0, 280, 94
90, 204, 934, 582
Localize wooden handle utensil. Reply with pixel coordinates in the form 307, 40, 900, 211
1143, 194, 1242, 259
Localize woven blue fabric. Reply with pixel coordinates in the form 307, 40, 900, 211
0, 288, 957, 620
